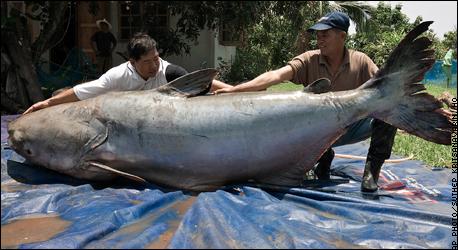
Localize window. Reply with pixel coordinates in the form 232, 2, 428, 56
118, 2, 169, 41
118, 2, 143, 40
219, 24, 241, 46
145, 3, 168, 35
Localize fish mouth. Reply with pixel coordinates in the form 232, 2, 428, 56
7, 128, 18, 151
7, 128, 32, 159
7, 137, 25, 157
6, 138, 15, 151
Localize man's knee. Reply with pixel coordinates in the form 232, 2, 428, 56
333, 118, 373, 147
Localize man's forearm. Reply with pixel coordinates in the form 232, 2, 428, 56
232, 71, 281, 92
23, 88, 81, 115
48, 88, 80, 106
213, 65, 293, 94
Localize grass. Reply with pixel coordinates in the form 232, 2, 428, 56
267, 82, 303, 92
392, 83, 456, 168
267, 81, 456, 168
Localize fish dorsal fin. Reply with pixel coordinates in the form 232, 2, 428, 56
87, 161, 148, 184
157, 68, 219, 97
303, 78, 331, 94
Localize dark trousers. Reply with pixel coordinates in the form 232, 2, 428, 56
96, 54, 113, 75
329, 118, 397, 162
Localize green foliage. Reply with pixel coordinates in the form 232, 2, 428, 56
218, 11, 304, 83
347, 2, 456, 66
135, 1, 377, 75
436, 29, 457, 59
139, 1, 379, 70
217, 45, 270, 83
347, 2, 417, 66
442, 29, 457, 51
218, 2, 323, 82
143, 1, 273, 58
218, 1, 377, 83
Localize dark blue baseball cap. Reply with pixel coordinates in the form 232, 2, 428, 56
307, 12, 350, 33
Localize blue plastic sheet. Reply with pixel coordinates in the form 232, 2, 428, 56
1, 115, 455, 248
423, 59, 457, 86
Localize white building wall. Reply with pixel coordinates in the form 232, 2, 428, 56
164, 28, 215, 72
165, 28, 236, 72
164, 14, 213, 72
108, 4, 236, 72
213, 35, 237, 69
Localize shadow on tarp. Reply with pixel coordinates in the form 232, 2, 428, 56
5, 159, 166, 192
1, 114, 454, 249
6, 155, 349, 198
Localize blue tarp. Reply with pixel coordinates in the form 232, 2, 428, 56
1, 115, 455, 248
423, 59, 457, 86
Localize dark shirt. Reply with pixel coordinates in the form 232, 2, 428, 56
165, 64, 188, 82
91, 31, 117, 56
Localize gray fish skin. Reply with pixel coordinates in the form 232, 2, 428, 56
7, 22, 452, 191
7, 88, 371, 190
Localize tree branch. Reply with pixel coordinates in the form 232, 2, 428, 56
31, 1, 69, 64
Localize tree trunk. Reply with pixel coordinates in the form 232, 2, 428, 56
1, 1, 70, 114
31, 1, 70, 64
3, 28, 44, 106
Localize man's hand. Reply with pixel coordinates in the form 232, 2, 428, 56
213, 86, 237, 95
22, 87, 80, 115
434, 108, 454, 122
23, 100, 51, 115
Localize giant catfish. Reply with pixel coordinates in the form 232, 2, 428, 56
7, 22, 452, 191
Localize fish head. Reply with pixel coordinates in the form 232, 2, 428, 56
7, 108, 104, 173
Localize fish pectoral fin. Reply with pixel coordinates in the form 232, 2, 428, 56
81, 118, 111, 157
303, 78, 331, 94
87, 161, 148, 184
156, 68, 219, 97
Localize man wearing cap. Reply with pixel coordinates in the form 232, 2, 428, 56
214, 11, 397, 192
91, 19, 117, 75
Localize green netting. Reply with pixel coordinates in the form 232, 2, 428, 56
423, 59, 457, 87
36, 47, 99, 96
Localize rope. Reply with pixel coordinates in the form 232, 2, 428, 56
335, 153, 414, 163
46, 2, 73, 51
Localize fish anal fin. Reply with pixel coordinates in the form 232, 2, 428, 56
87, 161, 148, 184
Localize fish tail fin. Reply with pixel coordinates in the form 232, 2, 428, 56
361, 21, 452, 145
